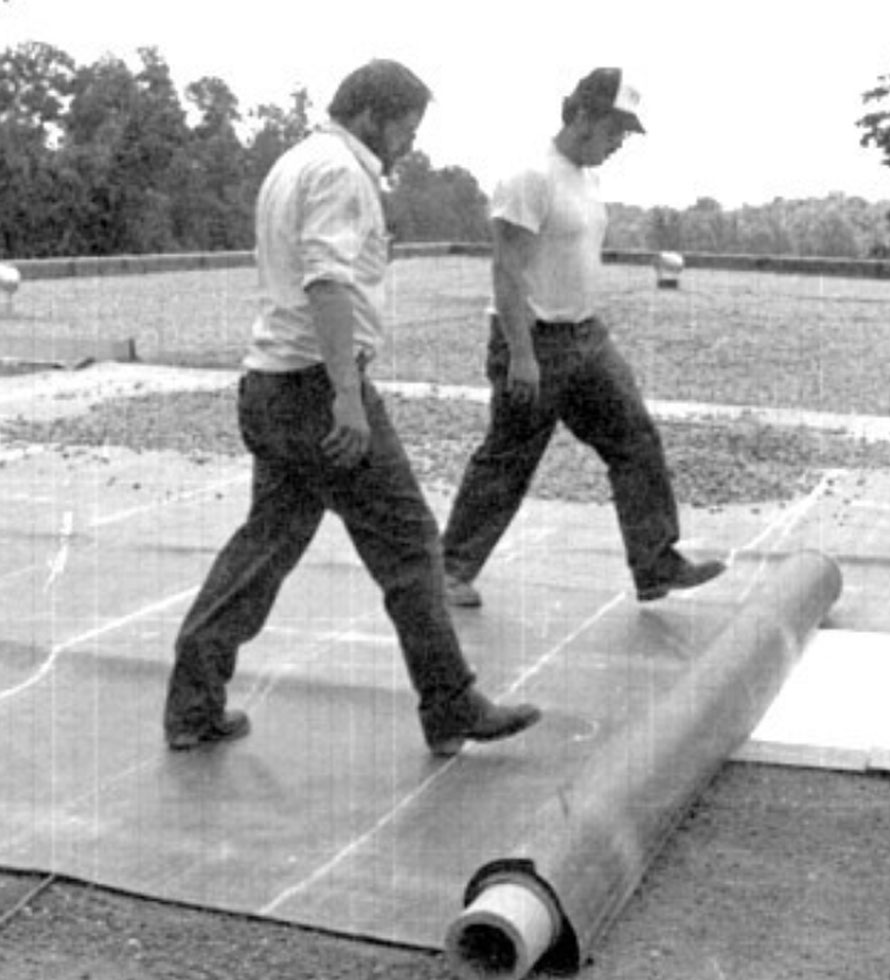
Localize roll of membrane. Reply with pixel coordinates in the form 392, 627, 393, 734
444, 550, 842, 980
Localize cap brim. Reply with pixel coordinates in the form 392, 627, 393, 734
616, 110, 645, 134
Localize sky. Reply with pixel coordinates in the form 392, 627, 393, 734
2, 0, 889, 208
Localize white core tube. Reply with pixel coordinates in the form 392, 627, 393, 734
445, 878, 561, 980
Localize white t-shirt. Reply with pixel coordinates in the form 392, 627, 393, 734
490, 142, 608, 322
244, 123, 388, 372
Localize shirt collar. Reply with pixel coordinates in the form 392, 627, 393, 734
321, 120, 383, 183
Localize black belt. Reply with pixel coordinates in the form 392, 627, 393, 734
248, 351, 370, 381
534, 317, 597, 332
293, 350, 371, 373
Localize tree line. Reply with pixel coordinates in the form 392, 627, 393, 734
607, 76, 890, 259
1, 41, 888, 260
0, 41, 488, 258
606, 194, 890, 260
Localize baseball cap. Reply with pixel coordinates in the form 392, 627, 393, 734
568, 67, 645, 133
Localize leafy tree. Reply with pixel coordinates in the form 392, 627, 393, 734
116, 48, 191, 252
132, 47, 190, 179
436, 164, 490, 241
603, 202, 648, 249
244, 88, 311, 197
868, 209, 890, 258
0, 42, 76, 256
857, 73, 890, 168
64, 54, 138, 149
789, 200, 857, 258
681, 197, 736, 252
0, 40, 75, 135
182, 75, 250, 249
59, 48, 190, 253
742, 199, 793, 256
385, 150, 433, 240
187, 76, 241, 135
59, 55, 139, 253
645, 206, 683, 251
386, 151, 489, 242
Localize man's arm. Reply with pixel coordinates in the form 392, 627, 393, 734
491, 217, 540, 404
306, 279, 370, 469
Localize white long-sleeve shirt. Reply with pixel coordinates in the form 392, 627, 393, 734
244, 122, 388, 372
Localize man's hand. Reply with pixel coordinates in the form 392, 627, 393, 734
507, 350, 540, 405
491, 218, 540, 407
322, 388, 370, 468
306, 280, 371, 468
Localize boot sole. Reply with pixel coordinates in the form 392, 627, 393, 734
637, 563, 726, 602
167, 717, 251, 751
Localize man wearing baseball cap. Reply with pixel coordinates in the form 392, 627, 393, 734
442, 68, 726, 606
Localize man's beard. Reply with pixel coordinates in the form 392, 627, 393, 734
356, 121, 394, 175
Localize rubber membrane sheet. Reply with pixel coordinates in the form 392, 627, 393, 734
1, 447, 887, 948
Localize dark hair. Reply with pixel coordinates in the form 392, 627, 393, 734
561, 67, 621, 125
328, 59, 432, 126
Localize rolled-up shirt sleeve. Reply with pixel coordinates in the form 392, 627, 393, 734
299, 165, 368, 290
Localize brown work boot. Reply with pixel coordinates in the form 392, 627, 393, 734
444, 574, 483, 608
421, 687, 542, 757
166, 709, 251, 751
635, 548, 726, 602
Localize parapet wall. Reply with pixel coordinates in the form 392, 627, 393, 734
8, 244, 890, 281
600, 248, 890, 280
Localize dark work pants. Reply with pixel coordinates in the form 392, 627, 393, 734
164, 367, 475, 734
442, 317, 680, 584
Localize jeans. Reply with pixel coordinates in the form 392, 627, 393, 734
442, 316, 680, 584
165, 367, 475, 733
